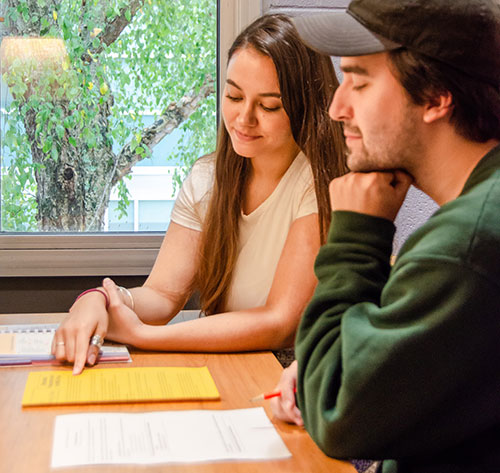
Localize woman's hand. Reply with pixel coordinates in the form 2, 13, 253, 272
270, 360, 304, 426
51, 287, 109, 375
103, 278, 146, 345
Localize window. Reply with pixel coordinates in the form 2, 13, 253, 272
0, 0, 261, 276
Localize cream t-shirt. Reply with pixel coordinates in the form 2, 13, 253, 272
171, 151, 318, 311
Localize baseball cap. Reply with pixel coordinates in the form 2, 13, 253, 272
293, 0, 500, 87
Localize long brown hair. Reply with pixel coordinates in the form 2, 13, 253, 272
196, 14, 347, 315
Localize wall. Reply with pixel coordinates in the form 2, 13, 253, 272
263, 0, 438, 253
0, 275, 200, 313
0, 276, 147, 314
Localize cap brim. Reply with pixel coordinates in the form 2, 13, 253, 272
293, 10, 400, 57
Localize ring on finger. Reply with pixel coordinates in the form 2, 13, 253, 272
56, 341, 65, 346
90, 334, 104, 349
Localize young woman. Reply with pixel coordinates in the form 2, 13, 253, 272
52, 14, 347, 374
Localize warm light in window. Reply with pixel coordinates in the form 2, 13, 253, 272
0, 37, 69, 72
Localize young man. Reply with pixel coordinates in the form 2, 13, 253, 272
271, 1, 500, 472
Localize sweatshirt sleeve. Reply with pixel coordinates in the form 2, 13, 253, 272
295, 210, 500, 461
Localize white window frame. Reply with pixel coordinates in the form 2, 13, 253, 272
0, 0, 261, 277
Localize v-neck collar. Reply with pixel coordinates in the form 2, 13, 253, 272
241, 151, 306, 220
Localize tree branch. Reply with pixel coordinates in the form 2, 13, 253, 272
81, 0, 144, 63
112, 77, 215, 185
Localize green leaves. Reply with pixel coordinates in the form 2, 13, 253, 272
0, 132, 38, 231
55, 124, 65, 140
42, 137, 53, 154
115, 179, 132, 219
10, 80, 28, 97
99, 82, 109, 95
81, 126, 97, 148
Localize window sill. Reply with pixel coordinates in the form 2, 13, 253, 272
0, 233, 164, 277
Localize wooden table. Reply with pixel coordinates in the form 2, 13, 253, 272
0, 313, 355, 473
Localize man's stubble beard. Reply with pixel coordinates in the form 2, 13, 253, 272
345, 108, 423, 175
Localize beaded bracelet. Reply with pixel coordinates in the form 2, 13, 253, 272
75, 288, 110, 309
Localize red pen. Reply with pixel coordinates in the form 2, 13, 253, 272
250, 387, 297, 402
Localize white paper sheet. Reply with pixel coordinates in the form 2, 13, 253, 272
51, 407, 291, 467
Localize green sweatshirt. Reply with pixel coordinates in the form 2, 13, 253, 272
296, 145, 500, 473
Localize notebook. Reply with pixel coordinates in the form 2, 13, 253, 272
0, 323, 130, 366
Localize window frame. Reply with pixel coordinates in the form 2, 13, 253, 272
0, 0, 261, 277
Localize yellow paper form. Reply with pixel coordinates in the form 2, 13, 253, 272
22, 366, 220, 407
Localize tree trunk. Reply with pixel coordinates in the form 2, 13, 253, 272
23, 103, 116, 231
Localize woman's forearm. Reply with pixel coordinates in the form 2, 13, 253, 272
128, 285, 188, 325
126, 305, 297, 352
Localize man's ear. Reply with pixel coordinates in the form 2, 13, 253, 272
422, 91, 453, 124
